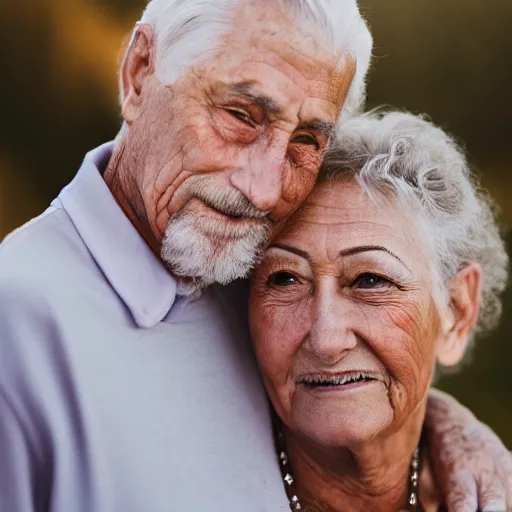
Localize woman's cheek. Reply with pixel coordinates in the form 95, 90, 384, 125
250, 291, 313, 368
249, 279, 311, 323
385, 297, 440, 383
364, 297, 440, 419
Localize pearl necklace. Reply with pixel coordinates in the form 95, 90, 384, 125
277, 433, 421, 512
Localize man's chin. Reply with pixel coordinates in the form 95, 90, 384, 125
164, 253, 255, 298
161, 221, 267, 293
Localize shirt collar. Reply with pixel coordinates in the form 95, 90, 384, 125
58, 142, 177, 328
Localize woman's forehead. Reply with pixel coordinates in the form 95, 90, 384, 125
280, 180, 393, 234
274, 180, 429, 265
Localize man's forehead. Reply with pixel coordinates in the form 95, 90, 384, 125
205, 48, 353, 123
262, 40, 354, 108
213, 2, 354, 105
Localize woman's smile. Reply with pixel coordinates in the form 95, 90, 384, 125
297, 371, 384, 393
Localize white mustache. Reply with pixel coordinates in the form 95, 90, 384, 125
185, 175, 270, 219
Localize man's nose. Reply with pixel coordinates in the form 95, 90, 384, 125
305, 293, 358, 366
229, 141, 287, 213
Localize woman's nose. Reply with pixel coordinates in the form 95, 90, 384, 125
305, 294, 358, 366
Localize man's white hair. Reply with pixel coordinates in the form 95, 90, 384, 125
139, 0, 373, 117
320, 110, 509, 336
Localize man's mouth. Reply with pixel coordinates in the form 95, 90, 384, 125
197, 199, 269, 226
183, 198, 272, 243
204, 201, 247, 219
196, 192, 269, 220
299, 372, 378, 389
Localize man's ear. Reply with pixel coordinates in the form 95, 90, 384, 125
119, 23, 155, 125
437, 263, 482, 367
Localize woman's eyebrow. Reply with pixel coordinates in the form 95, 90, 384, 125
268, 243, 310, 261
339, 245, 410, 271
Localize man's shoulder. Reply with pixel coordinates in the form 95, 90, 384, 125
0, 202, 99, 295
1, 202, 80, 265
0, 203, 120, 400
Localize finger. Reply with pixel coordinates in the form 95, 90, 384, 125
496, 450, 512, 511
502, 468, 512, 512
505, 474, 512, 512
444, 469, 478, 512
480, 488, 507, 511
481, 499, 507, 512
477, 465, 507, 511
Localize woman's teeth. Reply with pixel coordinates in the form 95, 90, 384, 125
302, 373, 375, 387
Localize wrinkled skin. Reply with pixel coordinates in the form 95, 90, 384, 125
104, 1, 511, 508
105, 2, 354, 265
425, 389, 512, 512
250, 180, 511, 511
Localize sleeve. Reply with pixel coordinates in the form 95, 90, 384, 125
0, 390, 37, 512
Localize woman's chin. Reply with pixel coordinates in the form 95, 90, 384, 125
290, 387, 394, 447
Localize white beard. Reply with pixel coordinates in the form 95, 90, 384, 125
161, 205, 271, 297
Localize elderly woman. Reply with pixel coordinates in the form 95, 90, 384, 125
249, 111, 510, 511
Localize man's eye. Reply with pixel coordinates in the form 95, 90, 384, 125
267, 271, 298, 287
292, 134, 320, 149
226, 108, 254, 126
354, 273, 391, 289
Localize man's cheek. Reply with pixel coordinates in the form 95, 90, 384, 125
181, 127, 242, 172
273, 168, 318, 221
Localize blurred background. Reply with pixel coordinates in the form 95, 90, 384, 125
1, 1, 511, 446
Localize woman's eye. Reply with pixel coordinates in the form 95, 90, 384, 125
226, 108, 254, 126
354, 273, 391, 289
267, 271, 298, 287
292, 134, 320, 149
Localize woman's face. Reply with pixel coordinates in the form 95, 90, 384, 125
249, 179, 452, 446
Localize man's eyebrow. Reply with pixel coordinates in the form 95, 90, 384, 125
231, 82, 281, 114
299, 121, 335, 138
340, 245, 410, 271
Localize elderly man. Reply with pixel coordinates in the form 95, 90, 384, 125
0, 0, 510, 511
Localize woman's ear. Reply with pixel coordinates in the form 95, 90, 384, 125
437, 263, 482, 367
120, 23, 156, 124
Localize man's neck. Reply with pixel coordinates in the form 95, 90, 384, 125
103, 137, 162, 258
283, 401, 428, 512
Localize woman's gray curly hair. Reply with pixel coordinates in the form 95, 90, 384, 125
319, 110, 508, 335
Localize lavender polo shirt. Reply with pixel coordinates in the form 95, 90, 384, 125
0, 143, 288, 511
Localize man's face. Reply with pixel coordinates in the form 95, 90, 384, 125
122, 3, 355, 289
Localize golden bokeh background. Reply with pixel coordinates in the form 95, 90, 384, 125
1, 1, 511, 446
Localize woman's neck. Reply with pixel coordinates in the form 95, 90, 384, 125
282, 403, 428, 512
